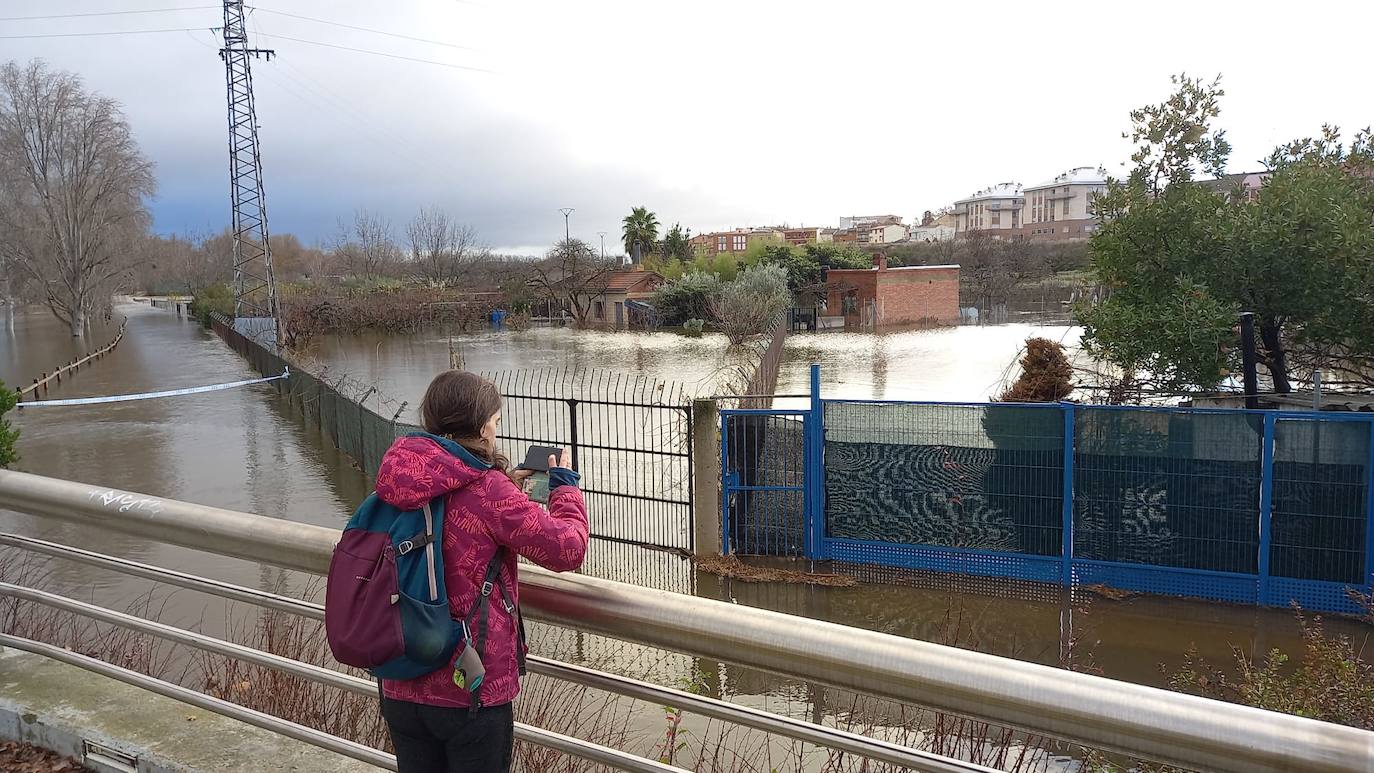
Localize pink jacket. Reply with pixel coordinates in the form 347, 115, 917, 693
374, 434, 588, 708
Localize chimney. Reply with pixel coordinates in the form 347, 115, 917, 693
873, 253, 888, 271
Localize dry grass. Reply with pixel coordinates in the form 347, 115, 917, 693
692, 555, 857, 587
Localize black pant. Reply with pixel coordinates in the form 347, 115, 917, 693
381, 697, 514, 773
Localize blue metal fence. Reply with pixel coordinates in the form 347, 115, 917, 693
721, 366, 1374, 614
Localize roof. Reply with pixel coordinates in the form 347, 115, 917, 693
1026, 166, 1108, 191
604, 270, 662, 292
1197, 171, 1270, 193
955, 182, 1023, 203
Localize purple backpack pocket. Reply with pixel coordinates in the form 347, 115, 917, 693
325, 529, 405, 668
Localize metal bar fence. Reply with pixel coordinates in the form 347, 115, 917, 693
480, 368, 695, 552
210, 317, 697, 551
724, 367, 1374, 614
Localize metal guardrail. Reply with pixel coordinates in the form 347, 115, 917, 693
2, 469, 1374, 772
0, 533, 985, 773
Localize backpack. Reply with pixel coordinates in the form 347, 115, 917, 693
325, 491, 521, 696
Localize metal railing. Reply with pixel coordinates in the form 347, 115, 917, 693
3, 469, 1374, 772
0, 533, 980, 773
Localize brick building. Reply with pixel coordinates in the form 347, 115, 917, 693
689, 228, 784, 256
825, 255, 960, 329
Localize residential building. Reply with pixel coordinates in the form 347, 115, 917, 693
830, 229, 858, 244
825, 254, 960, 329
840, 215, 904, 244
1023, 166, 1108, 241
952, 183, 1023, 236
689, 228, 784, 257
867, 223, 908, 244
1197, 171, 1270, 204
783, 227, 821, 246
576, 267, 663, 329
910, 212, 957, 242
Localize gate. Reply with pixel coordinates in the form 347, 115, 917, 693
486, 369, 695, 552
721, 409, 811, 556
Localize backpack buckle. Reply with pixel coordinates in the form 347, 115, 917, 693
481, 581, 494, 597
397, 540, 415, 555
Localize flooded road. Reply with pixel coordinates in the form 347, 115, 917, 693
2, 302, 1368, 759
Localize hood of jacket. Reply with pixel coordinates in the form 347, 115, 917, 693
375, 432, 492, 511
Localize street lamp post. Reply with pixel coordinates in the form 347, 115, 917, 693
596, 231, 607, 260
559, 208, 575, 246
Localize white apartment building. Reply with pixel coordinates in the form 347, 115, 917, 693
951, 183, 1023, 235
1022, 166, 1108, 241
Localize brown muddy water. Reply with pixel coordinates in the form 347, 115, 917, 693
2, 301, 1368, 768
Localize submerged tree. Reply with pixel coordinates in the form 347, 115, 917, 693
999, 338, 1074, 402
528, 238, 617, 326
0, 379, 18, 468
0, 60, 154, 336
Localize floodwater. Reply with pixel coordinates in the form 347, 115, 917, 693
308, 322, 1083, 408
2, 303, 1369, 765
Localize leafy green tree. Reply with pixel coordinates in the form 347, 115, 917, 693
652, 271, 724, 325
660, 223, 692, 261
1079, 74, 1374, 395
622, 206, 660, 257
0, 379, 18, 468
758, 244, 818, 292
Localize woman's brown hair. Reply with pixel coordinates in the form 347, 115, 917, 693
420, 370, 510, 474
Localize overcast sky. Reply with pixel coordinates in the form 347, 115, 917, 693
3, 0, 1371, 253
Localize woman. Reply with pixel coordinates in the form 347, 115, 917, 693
373, 370, 588, 772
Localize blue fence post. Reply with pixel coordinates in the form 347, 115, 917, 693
1365, 421, 1374, 592
1257, 413, 1276, 605
1060, 404, 1075, 587
805, 363, 826, 561
720, 415, 731, 555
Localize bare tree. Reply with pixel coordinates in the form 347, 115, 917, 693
528, 239, 617, 326
958, 231, 1046, 311
333, 209, 398, 279
0, 60, 155, 335
405, 207, 490, 286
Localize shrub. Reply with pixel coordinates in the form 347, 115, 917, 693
710, 264, 790, 346
189, 283, 234, 327
999, 337, 1074, 402
652, 271, 724, 326
682, 319, 705, 337
0, 379, 18, 468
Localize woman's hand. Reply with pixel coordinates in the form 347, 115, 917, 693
511, 468, 535, 484
549, 448, 571, 470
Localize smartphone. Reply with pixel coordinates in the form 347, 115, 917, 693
517, 445, 562, 472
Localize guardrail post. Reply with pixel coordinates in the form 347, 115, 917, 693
690, 399, 721, 556
1061, 404, 1075, 587
1257, 413, 1276, 605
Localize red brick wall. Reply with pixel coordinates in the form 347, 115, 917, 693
876, 267, 959, 325
826, 266, 959, 327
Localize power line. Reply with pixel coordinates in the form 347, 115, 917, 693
250, 7, 479, 52
253, 31, 492, 73
0, 27, 205, 40
0, 6, 217, 22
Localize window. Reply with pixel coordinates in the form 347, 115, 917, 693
732, 235, 746, 251
595, 301, 605, 319
716, 236, 726, 252
991, 213, 1001, 225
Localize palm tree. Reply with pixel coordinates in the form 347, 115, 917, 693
621, 206, 660, 259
